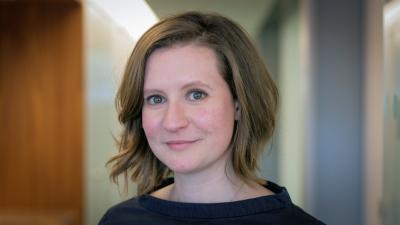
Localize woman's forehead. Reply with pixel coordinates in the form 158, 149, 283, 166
143, 44, 224, 88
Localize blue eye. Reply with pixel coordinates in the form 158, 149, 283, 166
188, 90, 207, 101
146, 95, 165, 105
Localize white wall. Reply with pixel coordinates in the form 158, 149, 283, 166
277, 1, 305, 206
83, 4, 137, 225
382, 2, 400, 225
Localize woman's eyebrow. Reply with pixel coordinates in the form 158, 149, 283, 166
181, 81, 214, 91
144, 81, 214, 95
143, 89, 165, 96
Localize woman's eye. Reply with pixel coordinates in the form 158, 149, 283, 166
188, 90, 207, 101
146, 95, 165, 105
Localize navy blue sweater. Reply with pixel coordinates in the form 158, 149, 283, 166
99, 179, 325, 225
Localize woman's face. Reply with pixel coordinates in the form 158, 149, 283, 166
142, 43, 238, 175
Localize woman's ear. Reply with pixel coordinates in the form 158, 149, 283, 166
234, 101, 240, 120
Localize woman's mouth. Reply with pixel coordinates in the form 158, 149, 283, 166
166, 140, 198, 150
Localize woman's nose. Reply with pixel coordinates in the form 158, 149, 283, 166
161, 101, 189, 132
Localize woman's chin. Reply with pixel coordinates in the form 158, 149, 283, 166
166, 160, 201, 175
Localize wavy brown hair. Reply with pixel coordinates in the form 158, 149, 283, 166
107, 11, 279, 195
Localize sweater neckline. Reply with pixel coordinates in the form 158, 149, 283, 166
138, 178, 292, 219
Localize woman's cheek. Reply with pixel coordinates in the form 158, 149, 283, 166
193, 106, 231, 130
142, 109, 160, 138
192, 107, 212, 126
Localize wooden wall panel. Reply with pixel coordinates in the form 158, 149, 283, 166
0, 2, 83, 225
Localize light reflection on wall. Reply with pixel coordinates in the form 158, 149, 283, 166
83, 2, 158, 224
383, 1, 400, 225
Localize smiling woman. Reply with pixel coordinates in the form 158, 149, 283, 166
99, 11, 325, 225
142, 44, 237, 179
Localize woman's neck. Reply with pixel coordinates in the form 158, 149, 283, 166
170, 166, 244, 203
153, 161, 272, 203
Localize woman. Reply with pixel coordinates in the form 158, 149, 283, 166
99, 11, 325, 225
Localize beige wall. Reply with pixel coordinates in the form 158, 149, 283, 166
83, 4, 138, 225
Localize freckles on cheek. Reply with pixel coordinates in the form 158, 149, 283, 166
196, 106, 233, 128
195, 108, 213, 125
141, 111, 157, 137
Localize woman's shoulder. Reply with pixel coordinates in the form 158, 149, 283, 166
98, 180, 327, 225
98, 197, 146, 225
263, 181, 326, 225
283, 204, 327, 225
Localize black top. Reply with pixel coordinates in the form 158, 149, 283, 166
99, 178, 326, 225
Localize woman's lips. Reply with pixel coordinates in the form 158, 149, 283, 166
166, 140, 198, 150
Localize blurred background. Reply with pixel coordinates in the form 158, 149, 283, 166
0, 0, 398, 225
